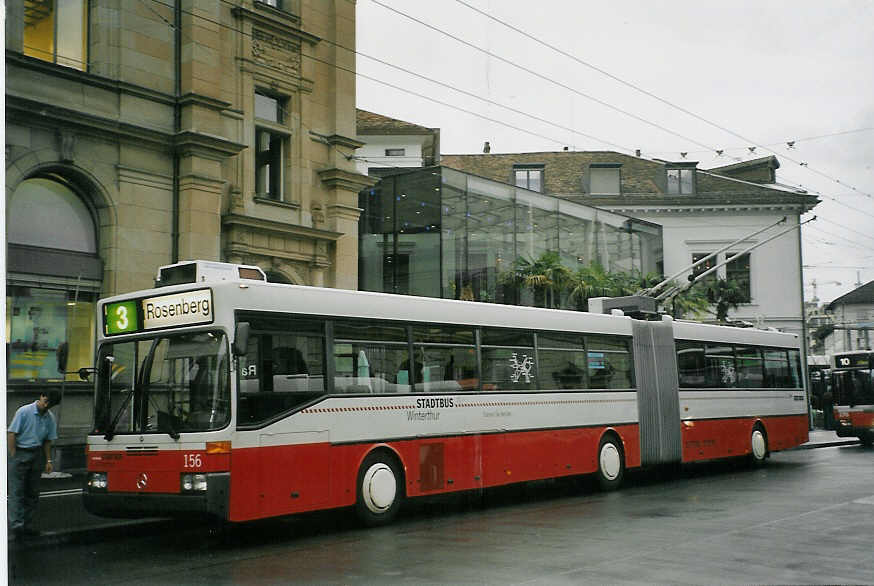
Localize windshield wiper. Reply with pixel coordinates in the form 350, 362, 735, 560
155, 409, 180, 440
103, 387, 134, 441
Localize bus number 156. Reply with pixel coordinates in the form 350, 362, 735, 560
183, 454, 202, 468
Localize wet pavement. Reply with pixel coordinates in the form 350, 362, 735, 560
10, 428, 860, 546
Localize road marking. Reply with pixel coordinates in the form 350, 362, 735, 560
853, 495, 874, 505
40, 489, 83, 498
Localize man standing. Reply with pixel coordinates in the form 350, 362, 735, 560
7, 392, 57, 539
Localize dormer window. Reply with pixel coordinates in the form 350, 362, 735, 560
667, 168, 695, 195
513, 164, 544, 192
588, 163, 621, 195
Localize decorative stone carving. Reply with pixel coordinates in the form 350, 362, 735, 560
252, 28, 301, 77
57, 130, 75, 162
311, 203, 325, 227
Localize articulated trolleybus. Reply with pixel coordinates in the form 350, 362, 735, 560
830, 350, 874, 446
85, 261, 808, 525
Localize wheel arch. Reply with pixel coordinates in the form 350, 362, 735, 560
356, 444, 407, 496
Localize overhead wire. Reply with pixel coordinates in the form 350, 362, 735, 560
449, 0, 873, 200
14, 2, 872, 260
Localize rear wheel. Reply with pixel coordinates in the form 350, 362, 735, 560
597, 434, 625, 491
355, 451, 403, 527
749, 425, 768, 466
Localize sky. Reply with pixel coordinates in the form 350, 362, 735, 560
355, 0, 874, 306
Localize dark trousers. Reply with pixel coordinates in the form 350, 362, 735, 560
8, 448, 43, 531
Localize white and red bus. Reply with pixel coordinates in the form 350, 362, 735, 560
830, 350, 874, 446
84, 261, 809, 525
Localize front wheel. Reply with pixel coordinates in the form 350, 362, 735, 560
355, 452, 403, 527
597, 435, 625, 491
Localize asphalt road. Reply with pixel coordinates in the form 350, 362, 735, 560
8, 444, 874, 585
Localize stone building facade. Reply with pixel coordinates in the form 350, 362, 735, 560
5, 0, 373, 457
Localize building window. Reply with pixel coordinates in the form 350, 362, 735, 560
692, 252, 717, 288
385, 148, 406, 157
667, 168, 695, 194
255, 0, 281, 7
513, 165, 543, 193
23, 0, 88, 71
726, 252, 751, 302
255, 91, 289, 201
588, 165, 621, 195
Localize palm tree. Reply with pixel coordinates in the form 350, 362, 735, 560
507, 251, 570, 308
706, 278, 746, 322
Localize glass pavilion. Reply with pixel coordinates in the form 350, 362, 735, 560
359, 166, 663, 307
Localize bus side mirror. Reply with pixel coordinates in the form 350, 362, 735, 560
233, 322, 250, 356
78, 367, 94, 381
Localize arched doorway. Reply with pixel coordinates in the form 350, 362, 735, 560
6, 174, 103, 421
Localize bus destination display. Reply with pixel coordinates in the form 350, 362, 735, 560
104, 289, 213, 335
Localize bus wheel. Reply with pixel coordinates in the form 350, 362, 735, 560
355, 451, 403, 527
860, 432, 874, 448
749, 425, 768, 466
597, 434, 624, 491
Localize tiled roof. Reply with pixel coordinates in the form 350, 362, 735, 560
441, 150, 819, 208
827, 281, 874, 310
356, 109, 435, 134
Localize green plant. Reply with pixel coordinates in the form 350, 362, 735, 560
706, 278, 746, 322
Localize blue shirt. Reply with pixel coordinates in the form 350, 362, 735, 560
9, 402, 58, 449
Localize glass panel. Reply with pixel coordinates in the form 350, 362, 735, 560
468, 184, 514, 303
334, 320, 407, 343
415, 346, 478, 391
333, 342, 411, 394
93, 331, 231, 435
736, 346, 764, 388
587, 349, 633, 389
667, 169, 680, 194
726, 253, 751, 302
238, 332, 325, 425
677, 341, 706, 388
587, 335, 630, 352
441, 172, 466, 300
514, 170, 527, 188
481, 328, 534, 347
23, 0, 56, 63
8, 178, 97, 252
763, 349, 791, 388
538, 332, 584, 350
56, 0, 86, 70
255, 93, 280, 122
255, 129, 283, 199
680, 169, 694, 194
7, 286, 97, 382
529, 170, 542, 193
539, 348, 587, 389
396, 171, 441, 296
481, 346, 536, 391
705, 344, 736, 388
589, 167, 620, 195
412, 324, 475, 345
359, 182, 394, 293
788, 349, 802, 388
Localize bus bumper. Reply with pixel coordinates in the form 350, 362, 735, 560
83, 472, 230, 520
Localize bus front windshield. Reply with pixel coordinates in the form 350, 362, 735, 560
93, 331, 231, 438
832, 369, 874, 407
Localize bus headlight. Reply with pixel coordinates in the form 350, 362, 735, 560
181, 473, 208, 492
87, 472, 108, 490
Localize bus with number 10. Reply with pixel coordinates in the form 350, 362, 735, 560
84, 260, 809, 526
830, 350, 874, 446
